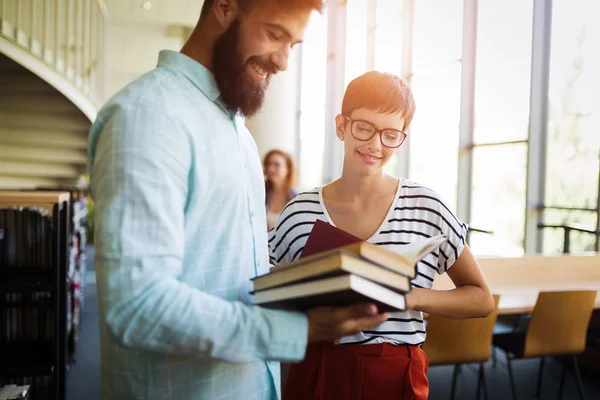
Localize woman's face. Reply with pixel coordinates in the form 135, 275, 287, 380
265, 154, 289, 185
336, 108, 406, 177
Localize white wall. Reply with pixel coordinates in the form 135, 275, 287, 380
105, 0, 202, 27
106, 23, 184, 98
104, 0, 300, 162
245, 50, 301, 160
0, 54, 90, 190
106, 17, 301, 161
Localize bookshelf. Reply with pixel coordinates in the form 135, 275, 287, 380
32, 188, 90, 363
0, 191, 70, 400
0, 192, 70, 215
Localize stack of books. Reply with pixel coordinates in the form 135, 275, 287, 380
253, 220, 447, 312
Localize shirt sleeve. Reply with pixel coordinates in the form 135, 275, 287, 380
268, 201, 303, 265
89, 103, 308, 363
268, 212, 292, 265
432, 193, 469, 274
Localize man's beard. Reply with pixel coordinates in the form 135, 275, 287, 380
212, 20, 277, 117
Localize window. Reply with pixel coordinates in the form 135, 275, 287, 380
304, 0, 599, 255
468, 0, 533, 255
298, 11, 328, 190
409, 64, 462, 207
373, 0, 403, 74
345, 0, 369, 87
374, 0, 405, 177
543, 0, 600, 254
470, 144, 528, 256
408, 0, 463, 209
473, 0, 533, 144
412, 0, 463, 73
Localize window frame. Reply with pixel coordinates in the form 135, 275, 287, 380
296, 0, 599, 254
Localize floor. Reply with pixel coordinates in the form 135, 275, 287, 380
66, 247, 600, 399
65, 246, 101, 400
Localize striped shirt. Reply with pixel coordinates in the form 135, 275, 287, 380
268, 177, 468, 346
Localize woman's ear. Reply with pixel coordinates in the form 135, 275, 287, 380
335, 114, 346, 140
212, 0, 239, 29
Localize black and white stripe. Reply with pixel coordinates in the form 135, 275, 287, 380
268, 178, 468, 346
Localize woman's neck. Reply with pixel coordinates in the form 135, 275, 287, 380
268, 181, 289, 196
330, 169, 393, 201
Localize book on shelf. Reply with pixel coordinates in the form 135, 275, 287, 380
0, 384, 31, 400
0, 207, 56, 347
0, 207, 54, 270
254, 220, 447, 312
0, 191, 76, 400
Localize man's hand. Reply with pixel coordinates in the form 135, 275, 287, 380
306, 303, 388, 343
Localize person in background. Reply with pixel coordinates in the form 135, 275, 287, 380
269, 71, 495, 399
264, 149, 298, 230
87, 1, 389, 399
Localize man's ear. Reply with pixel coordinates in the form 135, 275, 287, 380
212, 0, 239, 29
335, 114, 346, 139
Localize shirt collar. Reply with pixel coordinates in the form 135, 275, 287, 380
157, 50, 222, 104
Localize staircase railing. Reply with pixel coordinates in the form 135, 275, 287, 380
0, 0, 108, 108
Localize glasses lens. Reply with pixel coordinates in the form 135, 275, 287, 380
382, 130, 405, 147
352, 121, 376, 140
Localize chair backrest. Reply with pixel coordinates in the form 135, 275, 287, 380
524, 290, 597, 357
422, 294, 500, 365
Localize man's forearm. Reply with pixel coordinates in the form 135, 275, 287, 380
100, 258, 309, 363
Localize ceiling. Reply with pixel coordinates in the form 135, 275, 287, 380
104, 0, 205, 27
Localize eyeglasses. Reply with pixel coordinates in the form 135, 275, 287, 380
266, 161, 284, 169
343, 116, 407, 148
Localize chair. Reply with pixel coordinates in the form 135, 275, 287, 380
422, 294, 500, 400
493, 290, 597, 400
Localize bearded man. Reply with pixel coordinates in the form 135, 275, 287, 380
88, 0, 388, 399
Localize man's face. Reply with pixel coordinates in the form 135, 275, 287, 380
212, 2, 313, 116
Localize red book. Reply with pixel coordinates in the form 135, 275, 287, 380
300, 219, 362, 258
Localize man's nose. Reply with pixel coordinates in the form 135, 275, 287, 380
270, 46, 290, 72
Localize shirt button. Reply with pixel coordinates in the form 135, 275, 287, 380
209, 91, 216, 98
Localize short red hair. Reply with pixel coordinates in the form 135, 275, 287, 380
263, 149, 297, 192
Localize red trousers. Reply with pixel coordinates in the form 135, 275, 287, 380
283, 342, 429, 400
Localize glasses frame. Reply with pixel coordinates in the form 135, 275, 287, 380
342, 116, 407, 148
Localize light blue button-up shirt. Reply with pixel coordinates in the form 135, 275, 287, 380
88, 50, 308, 400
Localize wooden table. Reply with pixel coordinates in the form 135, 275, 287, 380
432, 253, 600, 315
478, 283, 599, 315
